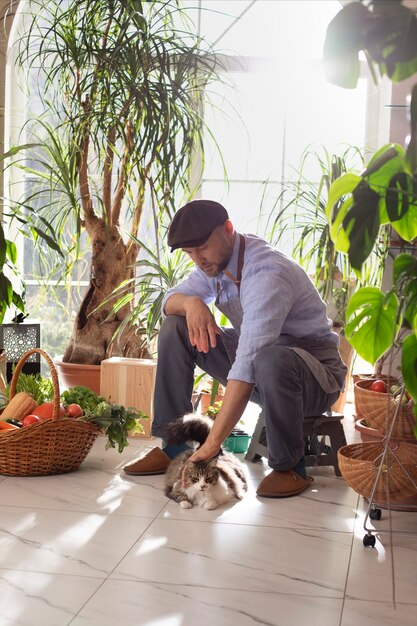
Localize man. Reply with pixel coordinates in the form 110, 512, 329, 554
124, 199, 347, 497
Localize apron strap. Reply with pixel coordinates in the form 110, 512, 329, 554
223, 234, 245, 294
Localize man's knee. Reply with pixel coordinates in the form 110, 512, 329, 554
158, 315, 189, 349
254, 346, 300, 387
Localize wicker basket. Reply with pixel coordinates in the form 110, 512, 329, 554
352, 374, 398, 420
338, 442, 417, 503
0, 349, 100, 476
353, 378, 415, 439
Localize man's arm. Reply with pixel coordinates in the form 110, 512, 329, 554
189, 379, 254, 462
165, 292, 221, 353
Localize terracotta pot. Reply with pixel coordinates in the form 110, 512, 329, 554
332, 328, 354, 414
53, 358, 101, 394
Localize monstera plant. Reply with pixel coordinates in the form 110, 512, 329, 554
323, 0, 417, 429
6, 0, 220, 364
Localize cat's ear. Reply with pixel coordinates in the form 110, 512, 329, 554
181, 466, 189, 488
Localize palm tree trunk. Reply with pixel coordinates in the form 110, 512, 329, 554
63, 222, 147, 364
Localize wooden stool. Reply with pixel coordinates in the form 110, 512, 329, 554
245, 410, 346, 476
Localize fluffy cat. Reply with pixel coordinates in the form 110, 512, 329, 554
164, 414, 248, 510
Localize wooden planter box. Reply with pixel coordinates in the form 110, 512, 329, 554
100, 357, 157, 439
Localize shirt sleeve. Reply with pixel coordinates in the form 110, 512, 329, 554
161, 269, 217, 318
227, 263, 295, 383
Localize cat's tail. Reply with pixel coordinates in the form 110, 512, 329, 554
165, 413, 212, 446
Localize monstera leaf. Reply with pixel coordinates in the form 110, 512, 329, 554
344, 287, 399, 364
324, 1, 417, 88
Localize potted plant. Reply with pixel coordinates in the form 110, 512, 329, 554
323, 0, 417, 432
5, 0, 221, 384
203, 398, 251, 454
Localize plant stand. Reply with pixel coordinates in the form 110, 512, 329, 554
359, 386, 417, 547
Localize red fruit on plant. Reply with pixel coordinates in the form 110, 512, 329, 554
22, 414, 43, 427
66, 403, 83, 418
370, 380, 387, 393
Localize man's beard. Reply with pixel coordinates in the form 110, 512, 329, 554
200, 254, 231, 277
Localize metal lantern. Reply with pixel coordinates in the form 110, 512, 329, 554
0, 322, 41, 382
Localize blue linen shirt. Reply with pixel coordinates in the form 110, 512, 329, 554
162, 232, 340, 385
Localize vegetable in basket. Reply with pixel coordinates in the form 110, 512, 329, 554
61, 386, 147, 453
4, 371, 54, 404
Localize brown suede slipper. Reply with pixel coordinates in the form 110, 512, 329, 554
123, 447, 171, 476
256, 470, 314, 498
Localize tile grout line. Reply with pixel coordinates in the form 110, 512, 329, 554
67, 498, 171, 625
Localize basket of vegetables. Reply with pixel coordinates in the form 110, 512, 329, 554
0, 349, 144, 476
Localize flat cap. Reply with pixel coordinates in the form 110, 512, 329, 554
168, 200, 229, 251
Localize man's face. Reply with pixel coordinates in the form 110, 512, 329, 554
182, 221, 235, 277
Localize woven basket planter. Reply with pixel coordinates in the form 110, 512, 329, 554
338, 441, 417, 503
0, 349, 100, 476
353, 378, 415, 439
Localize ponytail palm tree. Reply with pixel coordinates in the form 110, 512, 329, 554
8, 0, 220, 363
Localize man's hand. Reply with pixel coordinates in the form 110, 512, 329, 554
184, 297, 221, 353
189, 380, 255, 464
189, 438, 221, 463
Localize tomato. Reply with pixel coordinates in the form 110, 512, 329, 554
22, 414, 43, 427
32, 402, 66, 419
65, 403, 83, 418
370, 379, 387, 393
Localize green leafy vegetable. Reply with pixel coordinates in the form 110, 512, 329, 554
61, 386, 104, 412
5, 371, 53, 404
80, 402, 146, 453
60, 385, 148, 453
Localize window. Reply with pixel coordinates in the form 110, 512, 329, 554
4, 0, 390, 356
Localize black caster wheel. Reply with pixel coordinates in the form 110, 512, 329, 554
370, 507, 382, 521
363, 533, 376, 547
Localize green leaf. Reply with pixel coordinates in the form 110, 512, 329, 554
5, 240, 18, 265
385, 172, 417, 240
402, 333, 417, 403
394, 253, 417, 283
325, 173, 362, 221
324, 1, 417, 87
31, 226, 64, 257
11, 291, 25, 314
364, 144, 405, 190
345, 287, 399, 364
323, 3, 371, 88
0, 143, 39, 161
343, 184, 381, 271
0, 274, 13, 307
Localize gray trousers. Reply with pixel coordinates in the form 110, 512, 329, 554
153, 315, 340, 471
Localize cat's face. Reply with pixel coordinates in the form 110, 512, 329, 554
184, 461, 219, 492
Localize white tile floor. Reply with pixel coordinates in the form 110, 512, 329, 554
0, 403, 416, 626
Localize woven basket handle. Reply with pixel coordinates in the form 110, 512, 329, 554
9, 348, 61, 420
